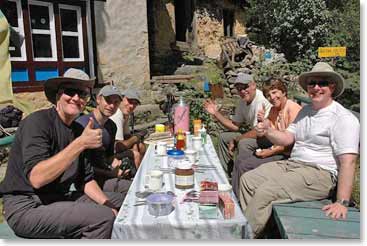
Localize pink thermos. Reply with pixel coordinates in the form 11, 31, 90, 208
173, 96, 189, 134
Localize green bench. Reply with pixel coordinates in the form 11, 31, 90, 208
0, 222, 21, 239
272, 200, 360, 239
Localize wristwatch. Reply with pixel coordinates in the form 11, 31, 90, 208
336, 199, 350, 207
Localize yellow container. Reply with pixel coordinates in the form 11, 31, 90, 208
155, 124, 165, 133
193, 119, 202, 136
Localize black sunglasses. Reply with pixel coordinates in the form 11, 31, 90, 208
235, 84, 249, 91
307, 80, 330, 88
61, 88, 90, 101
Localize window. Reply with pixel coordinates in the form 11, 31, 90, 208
59, 4, 84, 61
8, 0, 26, 61
28, 0, 57, 61
223, 9, 234, 37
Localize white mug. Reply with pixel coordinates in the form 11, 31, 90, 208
156, 141, 167, 156
145, 170, 163, 191
192, 136, 202, 151
184, 149, 197, 164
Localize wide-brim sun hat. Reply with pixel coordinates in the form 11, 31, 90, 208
298, 62, 345, 98
44, 68, 95, 104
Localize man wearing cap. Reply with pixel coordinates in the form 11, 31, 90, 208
0, 69, 126, 239
203, 73, 272, 177
76, 85, 132, 194
238, 62, 360, 238
110, 88, 147, 168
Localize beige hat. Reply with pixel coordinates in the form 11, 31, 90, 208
44, 68, 95, 104
298, 62, 345, 98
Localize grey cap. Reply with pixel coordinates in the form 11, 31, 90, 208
235, 73, 254, 85
98, 85, 122, 99
122, 88, 141, 104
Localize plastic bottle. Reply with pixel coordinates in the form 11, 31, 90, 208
173, 96, 189, 134
200, 124, 207, 145
193, 119, 201, 136
176, 128, 185, 150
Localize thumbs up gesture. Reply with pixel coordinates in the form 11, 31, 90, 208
80, 117, 103, 149
257, 103, 266, 123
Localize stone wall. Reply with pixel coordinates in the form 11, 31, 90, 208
196, 0, 247, 59
94, 0, 150, 93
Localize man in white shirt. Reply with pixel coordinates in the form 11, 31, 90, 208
239, 62, 360, 238
110, 88, 146, 168
203, 73, 272, 177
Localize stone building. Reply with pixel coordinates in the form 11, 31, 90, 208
6, 0, 247, 95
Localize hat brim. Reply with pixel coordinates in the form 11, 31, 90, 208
298, 71, 345, 98
44, 77, 95, 104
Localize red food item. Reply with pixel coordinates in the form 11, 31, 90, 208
199, 190, 219, 204
200, 181, 218, 191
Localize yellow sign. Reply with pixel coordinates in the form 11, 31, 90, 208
318, 47, 346, 58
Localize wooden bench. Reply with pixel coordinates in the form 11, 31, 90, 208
272, 200, 360, 239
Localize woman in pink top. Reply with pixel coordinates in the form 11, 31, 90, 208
232, 78, 301, 198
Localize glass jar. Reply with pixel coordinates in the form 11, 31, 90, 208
167, 149, 185, 168
175, 162, 194, 189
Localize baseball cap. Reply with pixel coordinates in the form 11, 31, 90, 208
98, 85, 122, 99
234, 73, 254, 85
122, 88, 141, 104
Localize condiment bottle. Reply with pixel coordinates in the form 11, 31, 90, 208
175, 161, 194, 189
176, 128, 185, 150
200, 124, 207, 145
193, 119, 201, 136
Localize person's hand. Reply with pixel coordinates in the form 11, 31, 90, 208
111, 158, 122, 169
257, 103, 266, 123
255, 148, 273, 158
80, 118, 102, 149
228, 139, 237, 156
322, 202, 348, 220
255, 119, 271, 137
133, 129, 148, 143
203, 99, 218, 115
111, 208, 118, 216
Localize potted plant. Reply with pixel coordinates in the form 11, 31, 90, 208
204, 61, 225, 99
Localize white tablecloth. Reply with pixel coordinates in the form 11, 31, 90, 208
112, 136, 252, 239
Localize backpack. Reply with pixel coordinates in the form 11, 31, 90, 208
0, 105, 23, 128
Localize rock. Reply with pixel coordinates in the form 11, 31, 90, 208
204, 44, 222, 59
174, 65, 207, 75
228, 77, 237, 84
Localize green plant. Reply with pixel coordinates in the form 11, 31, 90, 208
204, 61, 225, 85
246, 0, 332, 62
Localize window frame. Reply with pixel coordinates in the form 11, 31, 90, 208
28, 0, 57, 61
9, 0, 27, 61
59, 4, 84, 62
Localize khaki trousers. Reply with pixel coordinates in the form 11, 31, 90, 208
239, 160, 335, 238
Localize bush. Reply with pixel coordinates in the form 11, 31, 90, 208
246, 0, 332, 62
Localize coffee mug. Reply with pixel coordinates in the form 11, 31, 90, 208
184, 149, 197, 164
156, 141, 167, 156
145, 170, 163, 191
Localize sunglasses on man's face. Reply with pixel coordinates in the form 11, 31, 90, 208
235, 84, 249, 91
61, 88, 90, 101
307, 80, 331, 88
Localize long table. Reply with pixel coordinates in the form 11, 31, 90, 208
112, 136, 252, 239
